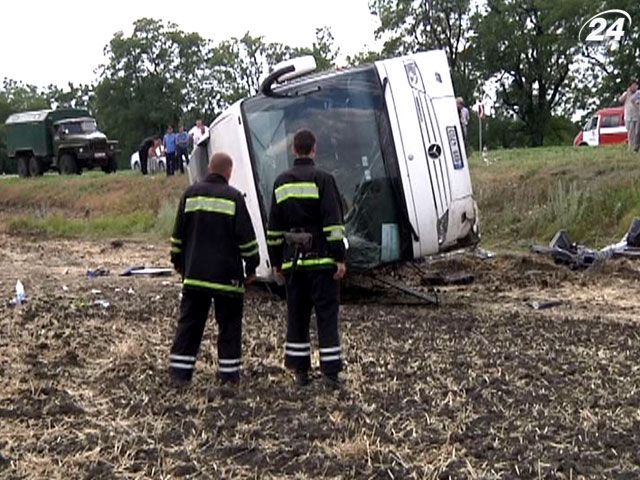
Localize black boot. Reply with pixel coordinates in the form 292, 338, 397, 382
323, 372, 342, 390
294, 370, 310, 387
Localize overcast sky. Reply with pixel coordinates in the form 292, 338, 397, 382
1, 0, 382, 88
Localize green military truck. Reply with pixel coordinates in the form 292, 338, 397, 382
5, 109, 119, 177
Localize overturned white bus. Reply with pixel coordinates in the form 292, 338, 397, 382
190, 50, 479, 279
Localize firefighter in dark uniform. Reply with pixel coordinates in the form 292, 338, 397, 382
267, 129, 347, 387
169, 152, 259, 387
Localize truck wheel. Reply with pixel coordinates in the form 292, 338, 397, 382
28, 156, 44, 177
17, 157, 30, 178
59, 153, 79, 175
102, 157, 118, 174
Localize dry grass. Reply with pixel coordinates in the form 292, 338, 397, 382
1, 235, 639, 478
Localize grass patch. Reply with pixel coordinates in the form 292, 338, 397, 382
0, 171, 186, 240
471, 145, 640, 248
6, 212, 156, 238
2, 146, 640, 249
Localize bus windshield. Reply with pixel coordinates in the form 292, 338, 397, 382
241, 66, 408, 270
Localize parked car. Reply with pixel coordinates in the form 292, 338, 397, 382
130, 146, 166, 173
574, 106, 627, 147
4, 108, 119, 177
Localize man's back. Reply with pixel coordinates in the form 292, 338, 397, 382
173, 174, 258, 292
268, 157, 345, 271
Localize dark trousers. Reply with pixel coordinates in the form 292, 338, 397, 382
138, 149, 148, 175
176, 147, 188, 173
284, 269, 342, 375
166, 152, 176, 176
169, 288, 243, 382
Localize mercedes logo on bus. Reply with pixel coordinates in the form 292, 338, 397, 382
427, 144, 442, 159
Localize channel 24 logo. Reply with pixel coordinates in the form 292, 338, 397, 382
579, 9, 632, 44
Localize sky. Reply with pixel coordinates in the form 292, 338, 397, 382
0, 0, 383, 88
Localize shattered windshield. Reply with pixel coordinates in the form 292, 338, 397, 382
242, 66, 408, 270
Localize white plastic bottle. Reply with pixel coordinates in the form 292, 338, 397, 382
15, 280, 26, 305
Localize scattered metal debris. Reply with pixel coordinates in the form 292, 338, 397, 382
87, 267, 110, 278
527, 299, 563, 310
532, 219, 640, 269
120, 266, 173, 277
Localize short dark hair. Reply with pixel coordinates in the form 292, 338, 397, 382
293, 129, 316, 156
209, 152, 233, 175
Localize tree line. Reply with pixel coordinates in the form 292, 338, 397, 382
1, 0, 638, 172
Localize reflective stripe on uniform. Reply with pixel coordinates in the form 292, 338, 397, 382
267, 230, 284, 238
239, 239, 258, 250
183, 278, 245, 294
241, 246, 259, 257
184, 196, 236, 216
219, 366, 241, 373
171, 247, 182, 254
285, 350, 311, 357
320, 354, 341, 362
324, 224, 345, 241
267, 238, 284, 246
219, 358, 241, 365
281, 258, 336, 270
285, 341, 311, 357
170, 237, 182, 245
275, 182, 319, 204
170, 354, 196, 362
319, 346, 341, 354
170, 362, 194, 369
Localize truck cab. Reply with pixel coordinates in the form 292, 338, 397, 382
191, 50, 479, 277
5, 109, 119, 177
574, 107, 627, 147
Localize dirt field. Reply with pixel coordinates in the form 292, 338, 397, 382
1, 235, 639, 479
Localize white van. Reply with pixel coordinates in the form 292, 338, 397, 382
191, 50, 479, 279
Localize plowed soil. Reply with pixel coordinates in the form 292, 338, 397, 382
1, 235, 639, 479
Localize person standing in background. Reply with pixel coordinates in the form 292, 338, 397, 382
619, 80, 640, 152
163, 126, 177, 176
189, 119, 209, 152
175, 125, 189, 174
457, 97, 470, 154
138, 136, 162, 176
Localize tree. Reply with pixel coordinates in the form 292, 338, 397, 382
472, 0, 590, 146
581, 0, 640, 108
45, 83, 94, 110
369, 0, 478, 101
209, 27, 339, 110
0, 79, 50, 173
92, 18, 210, 158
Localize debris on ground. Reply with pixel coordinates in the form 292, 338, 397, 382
87, 267, 110, 278
93, 299, 110, 309
532, 218, 640, 269
2, 235, 640, 478
527, 299, 563, 310
420, 271, 475, 286
121, 267, 173, 277
8, 280, 27, 306
110, 240, 124, 249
